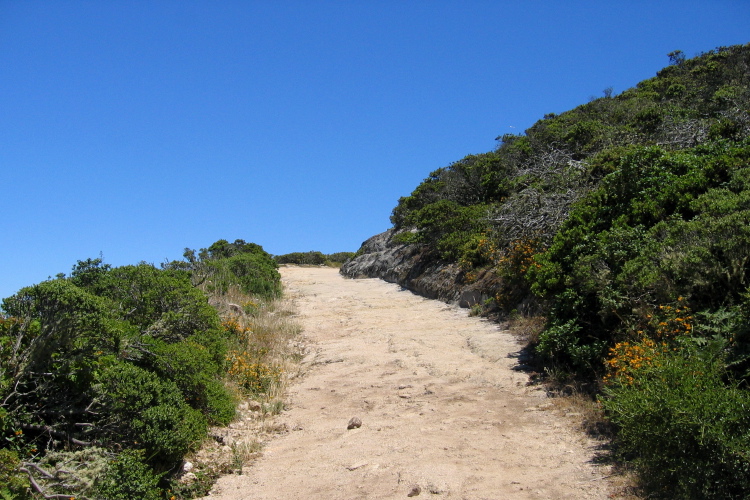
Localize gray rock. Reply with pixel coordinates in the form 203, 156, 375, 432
341, 230, 501, 309
347, 417, 362, 429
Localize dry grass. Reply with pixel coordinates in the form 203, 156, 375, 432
174, 284, 307, 495
230, 440, 264, 474
507, 314, 546, 344
211, 285, 305, 402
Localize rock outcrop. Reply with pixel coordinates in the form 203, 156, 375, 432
340, 229, 501, 309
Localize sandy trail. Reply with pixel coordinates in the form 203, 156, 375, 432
205, 266, 612, 499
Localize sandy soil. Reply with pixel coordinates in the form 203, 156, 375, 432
203, 266, 614, 499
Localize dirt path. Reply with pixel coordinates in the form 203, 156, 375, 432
204, 266, 613, 499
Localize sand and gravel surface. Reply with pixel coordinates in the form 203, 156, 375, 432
203, 266, 614, 499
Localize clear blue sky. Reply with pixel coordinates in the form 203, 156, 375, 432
1, 1, 748, 299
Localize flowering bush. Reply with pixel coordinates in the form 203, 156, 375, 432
602, 341, 750, 498
227, 350, 281, 395
494, 238, 543, 312
223, 318, 283, 396
603, 337, 668, 387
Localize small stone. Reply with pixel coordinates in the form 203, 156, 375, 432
347, 417, 362, 429
407, 485, 421, 497
426, 481, 447, 494
182, 461, 193, 472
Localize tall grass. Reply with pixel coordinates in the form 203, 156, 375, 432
216, 285, 303, 403
170, 284, 305, 498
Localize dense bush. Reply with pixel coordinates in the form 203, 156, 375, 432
1, 279, 125, 438
224, 252, 282, 298
87, 263, 221, 342
148, 339, 235, 425
530, 140, 750, 373
326, 252, 356, 264
602, 338, 750, 498
176, 239, 282, 299
93, 361, 208, 465
94, 449, 164, 500
275, 251, 327, 265
394, 200, 493, 261
0, 243, 276, 498
274, 251, 356, 266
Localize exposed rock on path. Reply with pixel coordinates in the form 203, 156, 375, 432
203, 266, 612, 499
340, 229, 500, 308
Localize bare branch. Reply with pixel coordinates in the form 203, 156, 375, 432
20, 466, 81, 499
22, 462, 55, 479
20, 423, 93, 447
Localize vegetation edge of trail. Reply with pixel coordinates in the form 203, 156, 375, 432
0, 239, 305, 500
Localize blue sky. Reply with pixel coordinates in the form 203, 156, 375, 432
1, 1, 749, 299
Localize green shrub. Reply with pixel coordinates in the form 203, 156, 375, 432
93, 362, 207, 466
94, 450, 163, 500
69, 257, 112, 289
0, 280, 122, 446
134, 404, 206, 466
529, 140, 750, 374
1, 279, 116, 366
90, 263, 221, 342
0, 263, 227, 467
188, 327, 230, 372
203, 378, 237, 425
0, 448, 27, 498
274, 251, 356, 266
325, 252, 356, 264
182, 240, 282, 300
397, 200, 492, 261
226, 253, 281, 298
602, 341, 750, 498
147, 338, 235, 425
535, 319, 607, 374
274, 251, 327, 265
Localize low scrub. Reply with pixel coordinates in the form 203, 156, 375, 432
274, 250, 355, 266
602, 337, 750, 498
0, 239, 297, 499
176, 239, 282, 300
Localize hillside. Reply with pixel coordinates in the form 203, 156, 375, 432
343, 43, 750, 498
344, 44, 750, 310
